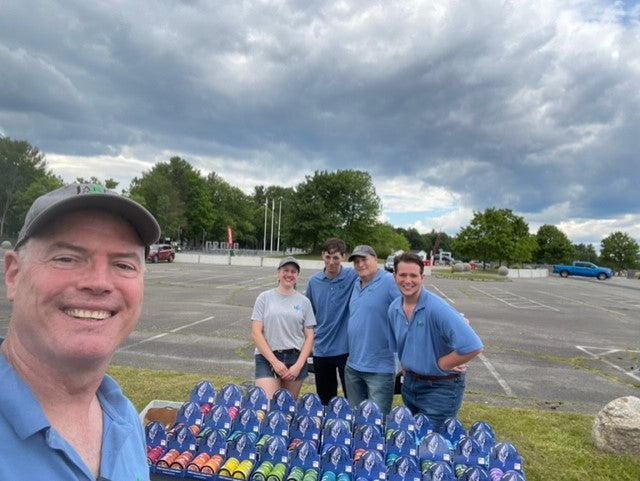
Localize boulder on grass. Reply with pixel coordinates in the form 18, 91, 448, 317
452, 262, 466, 273
592, 396, 640, 458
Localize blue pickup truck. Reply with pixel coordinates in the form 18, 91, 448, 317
553, 261, 613, 280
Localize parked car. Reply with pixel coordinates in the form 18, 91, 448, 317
385, 255, 395, 272
470, 260, 488, 270
552, 261, 612, 280
147, 244, 176, 263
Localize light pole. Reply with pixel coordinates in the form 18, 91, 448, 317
263, 197, 268, 252
276, 198, 282, 253
270, 198, 275, 252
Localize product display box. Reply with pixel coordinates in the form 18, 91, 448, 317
439, 417, 466, 448
296, 393, 324, 418
325, 396, 353, 424
353, 400, 383, 429
290, 414, 322, 444
321, 444, 353, 477
203, 405, 233, 436
270, 388, 297, 416
386, 406, 416, 433
290, 440, 321, 471
260, 410, 290, 438
353, 423, 385, 453
488, 442, 524, 479
243, 386, 269, 413
322, 418, 352, 454
143, 382, 526, 481
412, 413, 433, 445
422, 460, 456, 481
385, 428, 417, 460
387, 454, 421, 481
353, 449, 386, 480
452, 436, 487, 472
190, 381, 216, 407
230, 408, 261, 439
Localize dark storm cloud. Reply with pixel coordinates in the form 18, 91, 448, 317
1, 0, 639, 243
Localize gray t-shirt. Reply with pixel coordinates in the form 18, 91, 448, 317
252, 288, 316, 354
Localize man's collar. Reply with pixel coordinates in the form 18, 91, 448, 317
323, 265, 342, 280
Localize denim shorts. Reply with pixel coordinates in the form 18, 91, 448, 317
255, 349, 308, 381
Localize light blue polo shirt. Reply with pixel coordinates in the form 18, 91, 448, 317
346, 269, 401, 374
306, 266, 358, 357
0, 345, 150, 481
387, 287, 483, 376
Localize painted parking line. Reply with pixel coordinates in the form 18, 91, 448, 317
216, 275, 275, 289
426, 284, 513, 396
189, 275, 234, 283
427, 284, 456, 304
577, 291, 640, 310
471, 286, 559, 311
118, 316, 215, 351
478, 353, 514, 396
539, 291, 628, 320
576, 346, 640, 383
119, 349, 254, 368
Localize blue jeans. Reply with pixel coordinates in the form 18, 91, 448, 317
401, 372, 466, 431
345, 365, 395, 415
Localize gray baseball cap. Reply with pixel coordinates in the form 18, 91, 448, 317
15, 183, 161, 249
278, 256, 301, 271
348, 245, 377, 261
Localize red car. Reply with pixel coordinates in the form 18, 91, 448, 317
147, 244, 176, 263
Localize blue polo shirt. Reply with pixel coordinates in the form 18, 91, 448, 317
347, 269, 401, 374
387, 287, 483, 376
0, 346, 149, 481
306, 266, 358, 357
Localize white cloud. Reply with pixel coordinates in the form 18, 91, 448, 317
557, 215, 640, 248
375, 175, 460, 213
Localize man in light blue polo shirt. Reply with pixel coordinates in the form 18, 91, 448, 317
0, 183, 160, 480
388, 252, 483, 430
345, 245, 401, 415
306, 238, 358, 404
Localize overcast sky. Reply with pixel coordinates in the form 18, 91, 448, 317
2, 0, 639, 248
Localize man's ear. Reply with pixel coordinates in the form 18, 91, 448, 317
4, 250, 21, 302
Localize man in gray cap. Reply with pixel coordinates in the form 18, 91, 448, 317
345, 245, 400, 415
1, 183, 159, 481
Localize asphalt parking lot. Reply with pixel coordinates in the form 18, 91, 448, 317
1, 258, 638, 415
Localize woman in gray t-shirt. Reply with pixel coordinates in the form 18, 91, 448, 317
251, 257, 316, 402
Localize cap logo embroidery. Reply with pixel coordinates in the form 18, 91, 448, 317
77, 184, 106, 194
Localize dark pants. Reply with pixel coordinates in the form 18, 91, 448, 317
312, 353, 348, 405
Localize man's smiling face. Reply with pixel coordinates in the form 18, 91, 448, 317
4, 209, 145, 369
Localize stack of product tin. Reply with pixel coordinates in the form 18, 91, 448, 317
143, 381, 526, 481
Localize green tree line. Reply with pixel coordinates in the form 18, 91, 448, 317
1, 136, 638, 269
